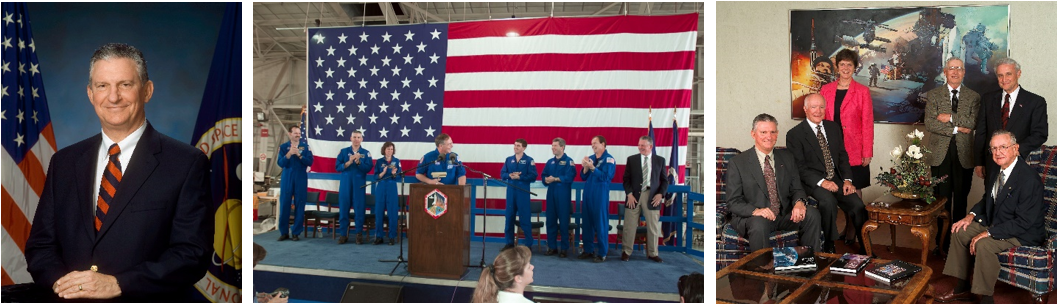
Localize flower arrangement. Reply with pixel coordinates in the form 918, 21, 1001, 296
874, 129, 948, 204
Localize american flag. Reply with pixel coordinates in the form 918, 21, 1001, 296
304, 14, 697, 195
1, 3, 57, 286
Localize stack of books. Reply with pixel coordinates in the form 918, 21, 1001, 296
865, 260, 921, 283
829, 253, 870, 276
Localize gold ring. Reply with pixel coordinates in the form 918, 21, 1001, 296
78, 284, 83, 291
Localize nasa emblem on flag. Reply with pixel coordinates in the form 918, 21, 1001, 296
424, 189, 448, 219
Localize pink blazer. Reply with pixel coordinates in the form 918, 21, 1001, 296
820, 80, 874, 165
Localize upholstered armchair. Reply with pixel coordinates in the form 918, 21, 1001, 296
996, 145, 1056, 303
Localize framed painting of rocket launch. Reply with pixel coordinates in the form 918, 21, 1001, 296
789, 5, 1009, 123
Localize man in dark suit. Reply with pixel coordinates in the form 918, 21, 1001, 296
936, 131, 1046, 304
24, 43, 211, 301
924, 57, 981, 254
727, 114, 822, 252
973, 58, 1048, 191
621, 135, 669, 262
786, 93, 867, 254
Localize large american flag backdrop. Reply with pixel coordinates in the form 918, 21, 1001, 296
304, 14, 696, 202
2, 3, 57, 285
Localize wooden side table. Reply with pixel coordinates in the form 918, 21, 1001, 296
860, 194, 950, 265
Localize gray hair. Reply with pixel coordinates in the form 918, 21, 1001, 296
945, 56, 964, 68
994, 57, 1021, 72
639, 135, 654, 144
751, 113, 778, 131
991, 129, 1018, 145
89, 43, 149, 85
551, 137, 566, 147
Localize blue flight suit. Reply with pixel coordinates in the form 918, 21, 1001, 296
417, 149, 466, 185
502, 154, 538, 247
277, 141, 313, 237
336, 146, 373, 237
374, 157, 402, 239
542, 153, 576, 252
579, 150, 615, 257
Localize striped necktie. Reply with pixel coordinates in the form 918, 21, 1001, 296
641, 155, 649, 190
97, 144, 122, 231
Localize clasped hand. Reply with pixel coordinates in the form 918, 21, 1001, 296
53, 270, 121, 299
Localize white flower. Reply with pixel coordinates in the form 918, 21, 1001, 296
906, 145, 923, 159
914, 129, 924, 139
907, 131, 916, 139
890, 146, 903, 160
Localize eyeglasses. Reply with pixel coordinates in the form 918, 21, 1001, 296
946, 66, 964, 71
989, 144, 1015, 153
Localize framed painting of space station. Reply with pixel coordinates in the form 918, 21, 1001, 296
789, 5, 1009, 123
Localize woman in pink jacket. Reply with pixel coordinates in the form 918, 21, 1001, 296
819, 48, 874, 197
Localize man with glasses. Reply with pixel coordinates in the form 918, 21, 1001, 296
923, 57, 981, 254
936, 130, 1046, 303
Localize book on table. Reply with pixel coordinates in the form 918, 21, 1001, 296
772, 246, 816, 272
865, 259, 921, 283
829, 253, 870, 275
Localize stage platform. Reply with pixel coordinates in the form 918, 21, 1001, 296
252, 230, 703, 303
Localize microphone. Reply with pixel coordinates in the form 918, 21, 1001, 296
436, 154, 445, 163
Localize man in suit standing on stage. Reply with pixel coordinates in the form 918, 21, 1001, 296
727, 114, 822, 252
924, 57, 981, 253
786, 94, 867, 254
621, 136, 669, 262
25, 43, 212, 301
973, 58, 1048, 190
936, 131, 1046, 303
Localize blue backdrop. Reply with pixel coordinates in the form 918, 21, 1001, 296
25, 2, 225, 148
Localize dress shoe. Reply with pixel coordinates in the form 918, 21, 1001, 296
374, 237, 384, 245
338, 236, 348, 244
355, 234, 363, 245
501, 244, 515, 251
844, 238, 855, 246
577, 252, 594, 260
544, 249, 558, 256
593, 256, 605, 263
621, 252, 630, 261
648, 256, 663, 263
935, 289, 976, 303
277, 234, 290, 241
389, 238, 396, 245
558, 251, 567, 258
290, 235, 300, 241
823, 241, 836, 254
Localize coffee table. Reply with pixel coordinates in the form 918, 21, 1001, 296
716, 248, 933, 304
861, 194, 949, 265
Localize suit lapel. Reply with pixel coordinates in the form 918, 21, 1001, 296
744, 147, 767, 198
96, 125, 162, 242
78, 135, 103, 240
993, 162, 1021, 218
801, 121, 825, 166
1009, 90, 1030, 126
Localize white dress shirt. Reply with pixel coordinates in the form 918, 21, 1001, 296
497, 290, 534, 303
93, 121, 147, 212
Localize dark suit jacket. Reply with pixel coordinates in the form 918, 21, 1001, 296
974, 87, 1049, 165
786, 120, 854, 192
969, 158, 1046, 246
726, 148, 806, 218
25, 123, 212, 301
622, 154, 669, 209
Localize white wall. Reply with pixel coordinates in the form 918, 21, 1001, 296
716, 1, 1057, 247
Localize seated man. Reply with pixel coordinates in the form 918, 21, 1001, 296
786, 93, 868, 254
726, 114, 822, 252
936, 130, 1046, 303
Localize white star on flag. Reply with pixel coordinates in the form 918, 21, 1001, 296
368, 113, 378, 123
336, 102, 346, 113
404, 30, 415, 41
313, 102, 324, 112
346, 114, 355, 124
338, 33, 348, 43
378, 102, 389, 113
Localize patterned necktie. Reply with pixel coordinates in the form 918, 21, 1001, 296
97, 144, 122, 231
641, 155, 649, 191
816, 125, 835, 180
994, 171, 1006, 203
1001, 93, 1010, 129
951, 89, 959, 113
764, 154, 781, 216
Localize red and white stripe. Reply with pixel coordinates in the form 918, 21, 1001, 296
307, 14, 697, 194
2, 124, 56, 285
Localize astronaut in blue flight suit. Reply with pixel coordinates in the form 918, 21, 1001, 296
373, 142, 402, 245
415, 133, 467, 185
335, 131, 373, 244
277, 125, 314, 241
542, 137, 576, 257
578, 135, 615, 263
501, 138, 538, 250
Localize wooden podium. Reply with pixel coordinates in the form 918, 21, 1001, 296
407, 183, 470, 279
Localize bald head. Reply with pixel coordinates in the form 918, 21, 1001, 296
804, 93, 826, 124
